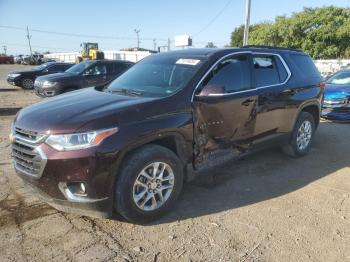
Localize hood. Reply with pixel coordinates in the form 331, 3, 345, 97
36, 72, 76, 82
15, 87, 157, 134
324, 83, 350, 99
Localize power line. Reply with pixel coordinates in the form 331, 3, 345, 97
192, 0, 233, 37
1, 25, 229, 49
0, 42, 68, 51
0, 25, 168, 42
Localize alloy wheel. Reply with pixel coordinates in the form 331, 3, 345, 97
296, 120, 312, 150
22, 79, 34, 89
132, 162, 175, 211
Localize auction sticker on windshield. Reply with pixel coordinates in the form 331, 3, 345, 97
176, 58, 201, 66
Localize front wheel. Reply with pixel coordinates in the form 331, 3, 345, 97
115, 145, 184, 224
282, 112, 315, 157
21, 78, 34, 89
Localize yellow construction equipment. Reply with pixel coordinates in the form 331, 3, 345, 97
76, 42, 104, 63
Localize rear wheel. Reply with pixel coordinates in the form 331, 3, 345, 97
115, 145, 183, 224
21, 78, 34, 89
282, 112, 315, 157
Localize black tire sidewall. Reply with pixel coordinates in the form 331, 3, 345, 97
115, 145, 184, 223
290, 112, 315, 156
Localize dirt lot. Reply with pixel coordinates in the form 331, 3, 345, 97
0, 64, 349, 262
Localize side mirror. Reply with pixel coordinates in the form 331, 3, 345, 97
43, 69, 48, 73
196, 84, 226, 97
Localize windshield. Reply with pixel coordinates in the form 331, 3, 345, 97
66, 61, 95, 75
327, 71, 350, 85
107, 55, 203, 97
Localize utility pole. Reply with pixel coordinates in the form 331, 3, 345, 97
243, 0, 251, 46
26, 26, 33, 56
2, 45, 7, 55
134, 29, 140, 49
167, 38, 171, 51
153, 39, 157, 51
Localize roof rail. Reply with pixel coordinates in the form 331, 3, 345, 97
241, 45, 302, 52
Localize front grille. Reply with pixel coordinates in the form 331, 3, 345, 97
15, 127, 39, 140
323, 98, 348, 107
11, 127, 47, 178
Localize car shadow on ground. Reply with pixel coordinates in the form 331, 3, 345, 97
146, 121, 349, 224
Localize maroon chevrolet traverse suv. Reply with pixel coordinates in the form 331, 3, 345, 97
10, 46, 323, 223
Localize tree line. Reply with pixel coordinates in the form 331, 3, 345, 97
230, 6, 350, 59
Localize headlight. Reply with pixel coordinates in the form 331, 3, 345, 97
9, 73, 21, 78
45, 127, 118, 151
42, 81, 57, 88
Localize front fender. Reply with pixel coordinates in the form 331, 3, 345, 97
103, 111, 194, 195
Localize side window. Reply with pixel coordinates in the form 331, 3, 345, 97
275, 57, 288, 82
112, 63, 129, 74
253, 54, 288, 86
85, 64, 107, 75
55, 65, 66, 72
202, 54, 251, 93
290, 54, 321, 79
62, 64, 72, 71
47, 65, 60, 72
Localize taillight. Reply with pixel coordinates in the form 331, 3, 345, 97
319, 82, 326, 89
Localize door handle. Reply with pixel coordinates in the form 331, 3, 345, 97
281, 89, 296, 95
242, 99, 254, 106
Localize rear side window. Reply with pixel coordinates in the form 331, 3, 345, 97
203, 54, 251, 93
253, 54, 288, 87
62, 64, 72, 71
47, 65, 60, 72
110, 62, 130, 75
290, 54, 320, 78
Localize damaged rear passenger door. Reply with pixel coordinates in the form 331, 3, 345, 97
192, 52, 257, 169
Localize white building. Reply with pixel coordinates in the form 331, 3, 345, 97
44, 50, 154, 63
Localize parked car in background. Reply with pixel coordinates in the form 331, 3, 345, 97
7, 62, 74, 89
14, 55, 24, 64
0, 55, 14, 64
34, 59, 134, 97
21, 54, 45, 65
10, 47, 323, 223
322, 69, 350, 120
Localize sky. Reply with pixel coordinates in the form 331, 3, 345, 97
0, 0, 349, 55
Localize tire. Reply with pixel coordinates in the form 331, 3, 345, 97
21, 78, 34, 89
282, 112, 315, 157
115, 144, 184, 224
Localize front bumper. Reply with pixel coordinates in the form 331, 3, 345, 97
11, 127, 119, 218
321, 108, 350, 120
321, 98, 350, 120
23, 180, 112, 218
34, 86, 59, 97
7, 77, 20, 87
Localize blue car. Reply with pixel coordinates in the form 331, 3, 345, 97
322, 69, 350, 120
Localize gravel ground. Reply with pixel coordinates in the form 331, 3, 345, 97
0, 64, 349, 262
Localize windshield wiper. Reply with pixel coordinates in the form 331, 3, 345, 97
108, 88, 143, 96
